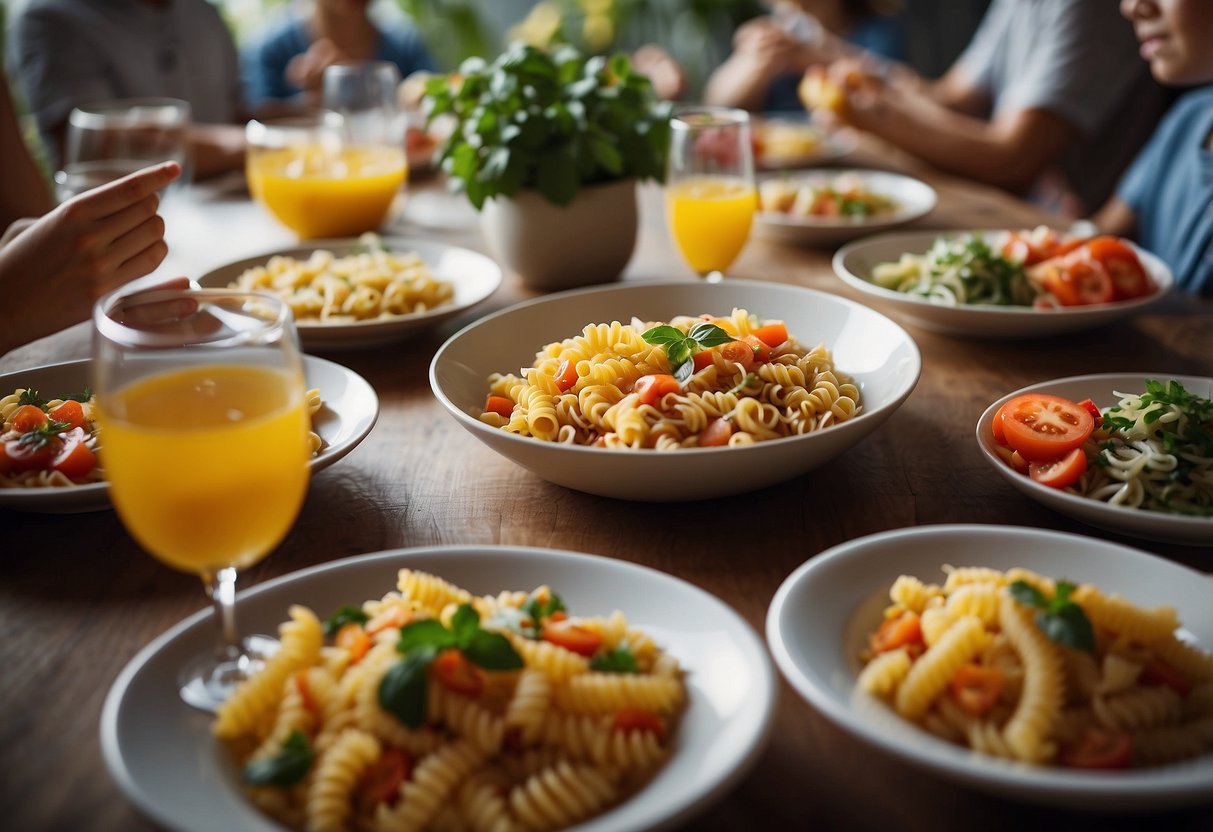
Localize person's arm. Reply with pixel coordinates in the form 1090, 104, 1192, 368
1092, 197, 1137, 239
0, 74, 54, 231
704, 18, 810, 111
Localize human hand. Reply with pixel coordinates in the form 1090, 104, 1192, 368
0, 161, 180, 355
285, 38, 348, 94
631, 44, 687, 100
799, 59, 884, 127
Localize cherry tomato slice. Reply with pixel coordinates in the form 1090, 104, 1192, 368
1086, 237, 1151, 300
718, 340, 755, 370
50, 428, 97, 480
999, 394, 1094, 462
612, 708, 666, 741
698, 417, 733, 447
751, 322, 788, 347
431, 648, 484, 697
10, 404, 48, 433
1041, 251, 1115, 306
870, 610, 923, 654
541, 619, 603, 657
634, 374, 681, 408
1060, 727, 1132, 770
555, 359, 579, 393
49, 400, 89, 431
1028, 446, 1088, 489
484, 395, 514, 418
950, 663, 1005, 716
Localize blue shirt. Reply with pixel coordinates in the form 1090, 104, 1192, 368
241, 14, 435, 107
1117, 87, 1213, 297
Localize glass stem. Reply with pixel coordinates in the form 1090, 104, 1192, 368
202, 566, 242, 665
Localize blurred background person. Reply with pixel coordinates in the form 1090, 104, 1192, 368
1093, 0, 1213, 295
5, 0, 246, 179
800, 0, 1172, 216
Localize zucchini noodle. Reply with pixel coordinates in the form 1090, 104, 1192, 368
871, 233, 1036, 307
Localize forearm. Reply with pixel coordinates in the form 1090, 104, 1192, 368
703, 56, 781, 111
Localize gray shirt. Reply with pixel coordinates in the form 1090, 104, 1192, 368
955, 0, 1170, 213
6, 0, 242, 167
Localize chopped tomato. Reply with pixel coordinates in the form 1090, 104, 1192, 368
612, 708, 666, 741
1001, 227, 1073, 266
870, 610, 923, 655
698, 417, 733, 447
999, 394, 1095, 462
1140, 658, 1193, 697
484, 395, 514, 418
1086, 237, 1151, 300
555, 359, 579, 393
1028, 447, 1088, 489
49, 400, 88, 431
1038, 251, 1115, 306
358, 747, 411, 807
365, 605, 410, 636
742, 335, 772, 363
1060, 727, 1132, 770
3, 437, 55, 472
634, 374, 681, 407
431, 649, 484, 697
335, 621, 371, 664
50, 428, 97, 480
541, 619, 603, 657
293, 671, 322, 721
990, 405, 1008, 446
949, 663, 1005, 716
1075, 398, 1102, 427
692, 350, 715, 372
751, 322, 788, 347
718, 340, 754, 370
10, 404, 48, 433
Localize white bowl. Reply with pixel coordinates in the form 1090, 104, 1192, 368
833, 230, 1173, 338
766, 524, 1213, 810
976, 373, 1213, 546
198, 237, 502, 350
429, 278, 921, 501
103, 545, 778, 832
752, 113, 856, 170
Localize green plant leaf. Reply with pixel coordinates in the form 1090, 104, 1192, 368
322, 605, 369, 638
398, 619, 455, 655
242, 730, 314, 786
589, 646, 637, 673
449, 604, 481, 644
378, 650, 435, 728
463, 630, 524, 670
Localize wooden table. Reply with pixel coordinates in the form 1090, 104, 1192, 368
2, 143, 1211, 832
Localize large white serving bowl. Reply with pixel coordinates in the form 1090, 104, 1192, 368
833, 230, 1173, 338
766, 524, 1213, 810
753, 169, 937, 247
977, 373, 1213, 546
429, 279, 921, 501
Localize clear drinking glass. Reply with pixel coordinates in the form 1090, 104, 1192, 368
55, 97, 190, 202
92, 288, 311, 711
665, 106, 757, 282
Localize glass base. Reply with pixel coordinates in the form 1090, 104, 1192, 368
178, 633, 279, 712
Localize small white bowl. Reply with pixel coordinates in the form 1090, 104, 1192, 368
833, 230, 1173, 338
976, 373, 1213, 546
754, 169, 936, 247
429, 278, 921, 501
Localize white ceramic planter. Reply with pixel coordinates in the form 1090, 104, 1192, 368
479, 178, 638, 291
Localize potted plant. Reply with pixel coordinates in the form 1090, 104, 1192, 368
424, 43, 672, 290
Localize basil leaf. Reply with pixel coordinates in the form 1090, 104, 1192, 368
17, 389, 46, 408
242, 730, 314, 786
523, 591, 566, 623
379, 649, 435, 728
449, 604, 481, 646
672, 359, 693, 384
1036, 606, 1096, 653
641, 325, 685, 347
687, 322, 732, 347
322, 605, 369, 638
463, 630, 525, 670
1008, 580, 1047, 609
398, 619, 455, 655
62, 388, 93, 403
589, 646, 637, 674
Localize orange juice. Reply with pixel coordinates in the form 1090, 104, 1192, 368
666, 176, 757, 275
247, 143, 406, 238
99, 364, 310, 574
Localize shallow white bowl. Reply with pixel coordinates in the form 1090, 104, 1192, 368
754, 169, 936, 247
102, 545, 777, 832
429, 279, 921, 501
198, 237, 502, 350
833, 230, 1173, 338
766, 524, 1213, 810
977, 373, 1213, 546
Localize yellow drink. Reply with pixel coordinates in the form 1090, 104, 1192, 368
666, 176, 757, 275
99, 364, 310, 574
247, 143, 407, 238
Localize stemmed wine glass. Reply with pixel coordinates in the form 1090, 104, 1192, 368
665, 106, 757, 283
92, 288, 311, 711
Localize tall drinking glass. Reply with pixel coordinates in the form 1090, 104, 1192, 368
92, 288, 311, 711
665, 106, 757, 282
55, 98, 190, 202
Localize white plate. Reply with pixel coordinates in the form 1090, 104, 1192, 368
754, 169, 936, 247
101, 545, 777, 832
833, 230, 1173, 338
766, 524, 1213, 810
198, 237, 502, 350
429, 278, 921, 501
0, 355, 378, 514
977, 373, 1213, 546
753, 114, 856, 170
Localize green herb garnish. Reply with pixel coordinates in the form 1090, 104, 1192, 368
322, 605, 369, 638
642, 323, 733, 382
17, 389, 47, 408
16, 420, 72, 451
728, 372, 760, 394
242, 730, 314, 786
1009, 580, 1096, 653
589, 646, 638, 674
486, 588, 567, 639
61, 388, 92, 403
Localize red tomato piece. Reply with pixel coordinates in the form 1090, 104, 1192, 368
555, 359, 579, 393
949, 664, 1005, 716
692, 350, 715, 372
1086, 237, 1151, 300
293, 671, 322, 721
1028, 447, 1088, 489
698, 417, 733, 447
718, 340, 755, 370
10, 404, 48, 433
4, 437, 56, 472
999, 394, 1095, 462
1039, 250, 1115, 306
1060, 727, 1133, 770
870, 610, 923, 655
541, 619, 603, 657
742, 335, 772, 363
335, 621, 371, 664
990, 405, 1008, 446
49, 400, 88, 431
612, 708, 667, 741
50, 428, 97, 480
358, 747, 411, 807
431, 649, 484, 697
751, 322, 788, 347
484, 395, 514, 418
634, 374, 681, 407
1075, 398, 1102, 427
365, 605, 410, 636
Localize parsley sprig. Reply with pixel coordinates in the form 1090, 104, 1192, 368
322, 605, 369, 637
242, 730, 314, 786
378, 605, 523, 727
1009, 579, 1095, 653
16, 419, 72, 451
642, 323, 733, 382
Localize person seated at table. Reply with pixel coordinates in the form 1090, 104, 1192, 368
5, 0, 246, 178
241, 0, 436, 114
1091, 0, 1212, 296
797, 0, 1173, 217
704, 0, 906, 113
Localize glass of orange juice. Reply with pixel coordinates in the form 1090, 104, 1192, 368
246, 110, 407, 239
666, 106, 757, 282
92, 287, 311, 711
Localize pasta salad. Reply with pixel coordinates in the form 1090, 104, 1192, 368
857, 565, 1213, 769
479, 308, 862, 449
214, 569, 686, 831
759, 174, 897, 219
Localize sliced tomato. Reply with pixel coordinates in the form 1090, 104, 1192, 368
1039, 251, 1115, 306
555, 359, 579, 393
634, 374, 681, 407
1140, 658, 1193, 697
293, 671, 322, 721
335, 621, 371, 664
1075, 398, 1102, 427
751, 322, 788, 347
1086, 237, 1151, 300
990, 405, 1008, 446
742, 335, 772, 363
698, 417, 732, 447
950, 663, 1005, 716
1001, 227, 1072, 266
1028, 447, 1088, 489
431, 648, 484, 697
358, 747, 411, 807
10, 404, 48, 433
484, 395, 514, 418
1060, 727, 1132, 770
49, 400, 88, 431
4, 437, 56, 472
870, 610, 923, 655
541, 619, 603, 657
612, 708, 666, 741
692, 350, 715, 372
50, 428, 97, 480
718, 340, 755, 370
999, 394, 1095, 462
